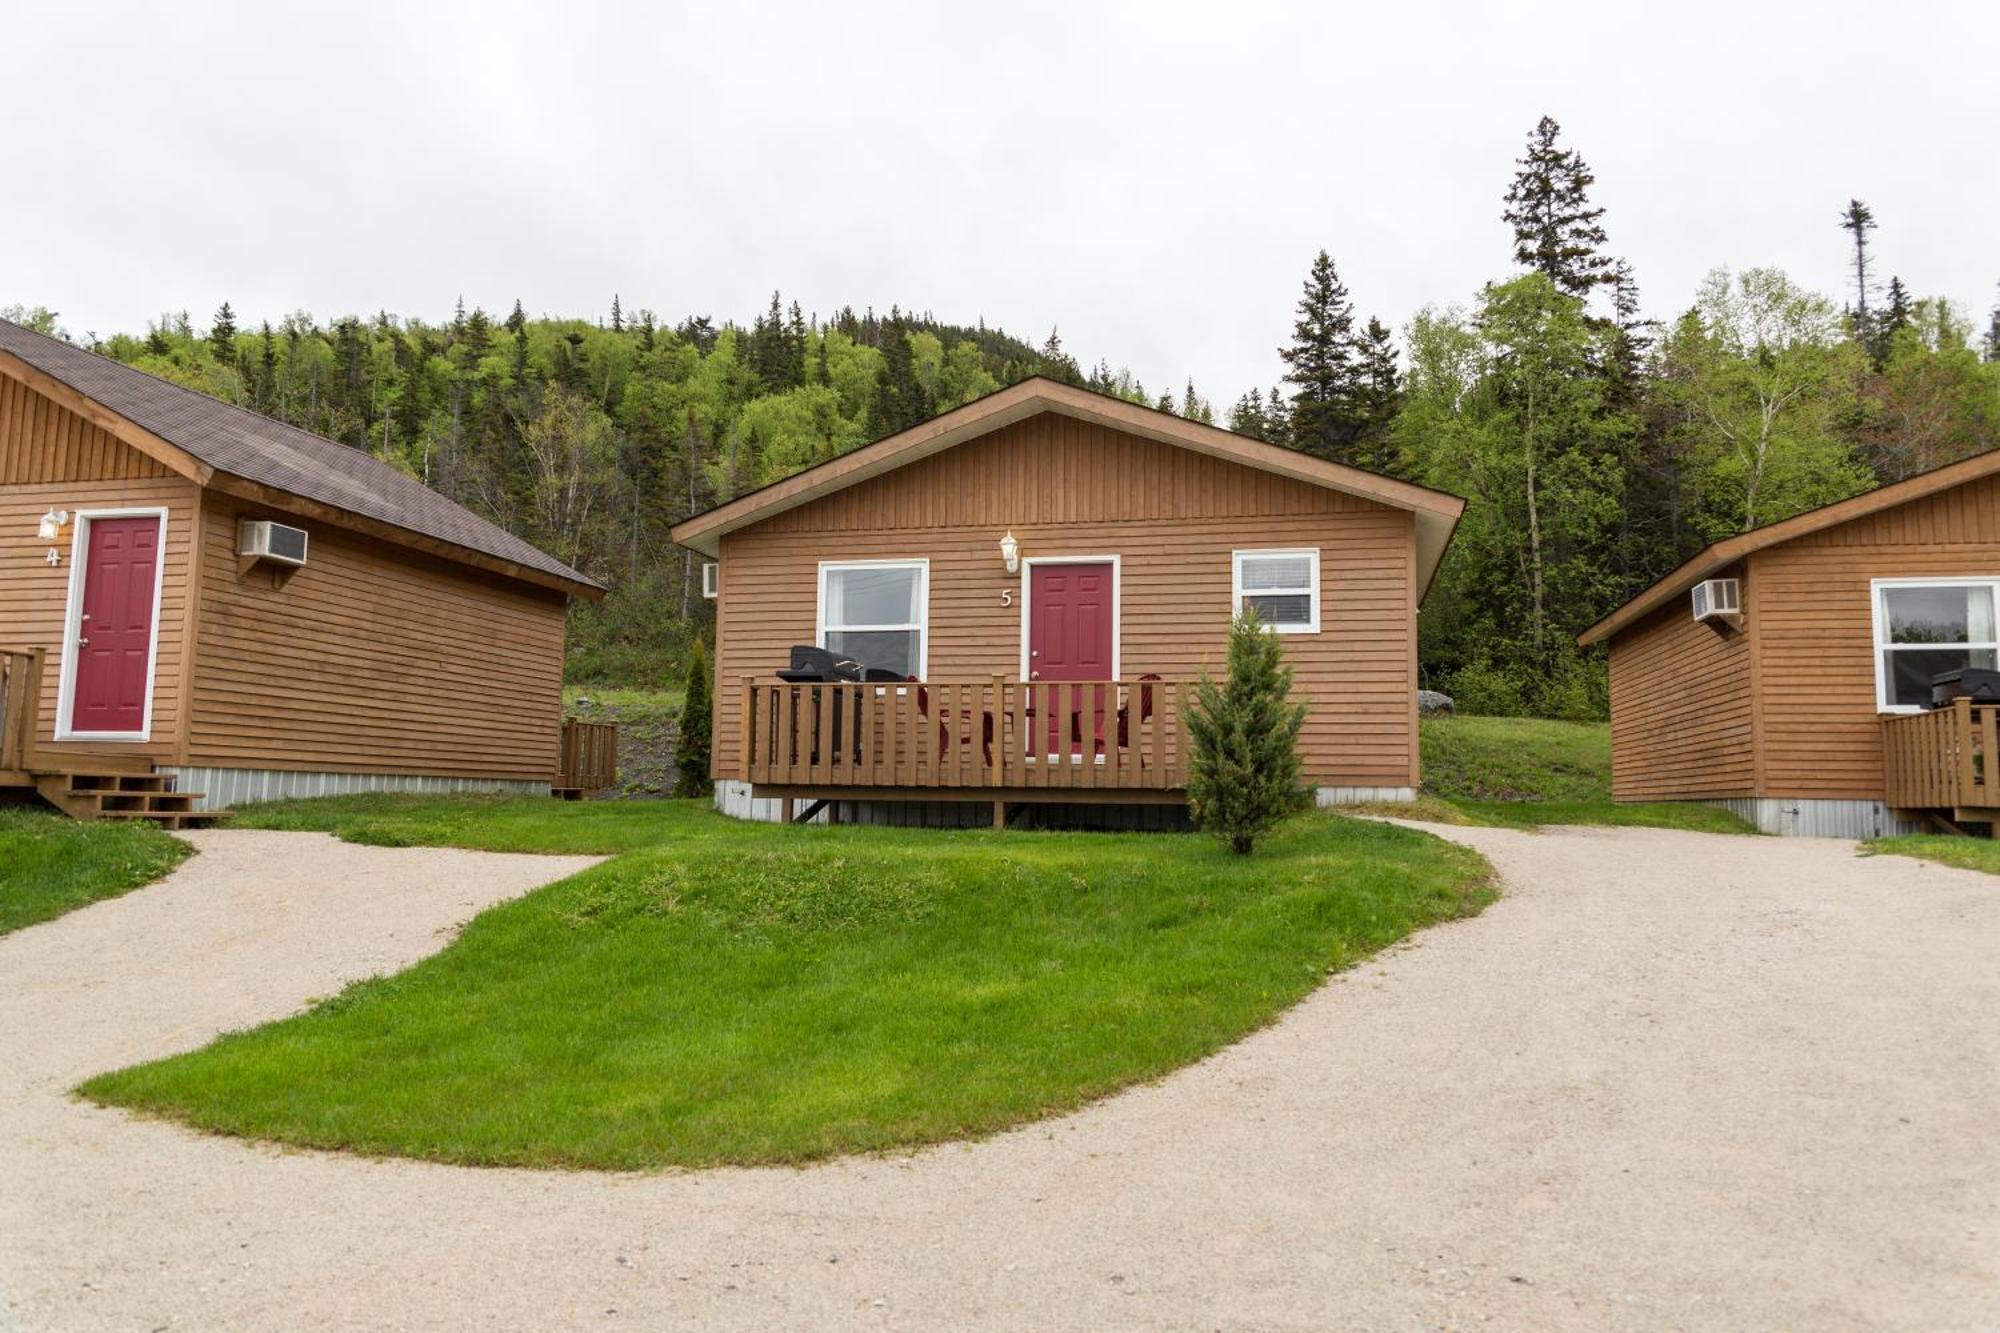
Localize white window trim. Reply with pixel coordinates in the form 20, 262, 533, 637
1870, 575, 2000, 714
1232, 547, 1321, 634
816, 558, 929, 678
54, 506, 170, 743
1018, 554, 1122, 681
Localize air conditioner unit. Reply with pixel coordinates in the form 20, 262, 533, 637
701, 561, 718, 599
239, 518, 309, 567
1691, 577, 1741, 623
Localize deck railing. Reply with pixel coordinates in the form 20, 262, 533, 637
0, 647, 44, 774
555, 717, 619, 795
1881, 697, 2000, 812
738, 677, 1188, 791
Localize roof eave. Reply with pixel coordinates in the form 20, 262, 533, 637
208, 471, 605, 601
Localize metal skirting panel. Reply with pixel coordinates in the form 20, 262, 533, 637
1708, 797, 1928, 839
1316, 786, 1417, 806
160, 767, 546, 812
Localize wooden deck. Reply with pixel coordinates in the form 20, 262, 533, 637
1882, 697, 2000, 824
739, 677, 1188, 821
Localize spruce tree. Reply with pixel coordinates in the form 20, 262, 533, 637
787, 301, 809, 387
1228, 387, 1269, 440
1879, 276, 1914, 355
1279, 250, 1365, 461
256, 321, 278, 411
610, 293, 623, 332
1181, 378, 1213, 423
208, 301, 238, 360
1353, 317, 1402, 473
1038, 325, 1080, 383
1983, 285, 2000, 363
1839, 198, 1877, 342
1264, 384, 1291, 444
675, 636, 713, 797
1502, 116, 1615, 296
1183, 609, 1309, 854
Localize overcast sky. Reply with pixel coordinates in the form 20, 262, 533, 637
6, 1, 1996, 402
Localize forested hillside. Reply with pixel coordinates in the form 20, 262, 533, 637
9, 117, 1998, 714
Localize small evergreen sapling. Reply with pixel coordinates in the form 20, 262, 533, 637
675, 638, 714, 798
1183, 609, 1310, 854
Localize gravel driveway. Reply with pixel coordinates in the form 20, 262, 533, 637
2, 823, 1996, 1331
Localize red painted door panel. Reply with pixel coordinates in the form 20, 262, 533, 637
70, 516, 162, 735
1029, 562, 1113, 753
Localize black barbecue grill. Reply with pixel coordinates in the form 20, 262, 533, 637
1929, 667, 2000, 708
775, 645, 870, 764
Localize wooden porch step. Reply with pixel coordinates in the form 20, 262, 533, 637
98, 808, 230, 830
33, 771, 227, 828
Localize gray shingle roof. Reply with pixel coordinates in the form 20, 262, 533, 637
0, 318, 600, 592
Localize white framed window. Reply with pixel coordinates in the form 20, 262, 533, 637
701, 561, 718, 599
1872, 577, 2000, 711
817, 559, 928, 678
1232, 548, 1320, 633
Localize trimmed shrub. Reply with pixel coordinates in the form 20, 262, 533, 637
675, 638, 713, 798
1183, 609, 1310, 854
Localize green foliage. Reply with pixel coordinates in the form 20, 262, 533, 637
1419, 714, 1612, 801
82, 798, 1492, 1169
61, 297, 1218, 690
1399, 275, 1631, 691
0, 809, 192, 935
1865, 834, 2000, 874
1184, 610, 1310, 854
1354, 716, 1753, 833
1502, 116, 1614, 296
675, 637, 712, 797
1277, 250, 1396, 466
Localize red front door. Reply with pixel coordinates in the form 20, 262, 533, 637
69, 515, 162, 736
1029, 561, 1114, 753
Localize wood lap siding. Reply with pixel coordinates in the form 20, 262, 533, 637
185, 493, 568, 779
715, 415, 1419, 788
1751, 472, 2000, 800
1605, 573, 1754, 801
0, 373, 196, 762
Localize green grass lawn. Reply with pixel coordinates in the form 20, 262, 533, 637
1864, 834, 2000, 874
0, 808, 193, 936
81, 796, 1492, 1170
1354, 714, 1755, 834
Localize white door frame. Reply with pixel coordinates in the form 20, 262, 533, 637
1018, 554, 1121, 681
54, 506, 169, 743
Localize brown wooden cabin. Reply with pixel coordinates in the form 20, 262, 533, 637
0, 318, 608, 825
1580, 449, 2000, 837
670, 377, 1466, 828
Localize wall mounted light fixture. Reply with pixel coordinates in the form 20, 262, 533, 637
37, 508, 69, 542
999, 530, 1020, 575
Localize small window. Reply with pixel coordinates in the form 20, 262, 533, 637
1873, 579, 2000, 710
1232, 548, 1320, 633
818, 560, 928, 677
701, 561, 718, 599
